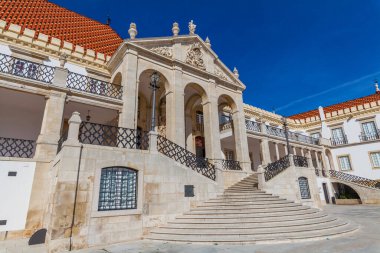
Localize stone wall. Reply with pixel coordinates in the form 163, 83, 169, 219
46, 143, 221, 252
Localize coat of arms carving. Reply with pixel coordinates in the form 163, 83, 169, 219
185, 42, 206, 70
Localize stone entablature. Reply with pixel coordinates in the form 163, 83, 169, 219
0, 19, 110, 71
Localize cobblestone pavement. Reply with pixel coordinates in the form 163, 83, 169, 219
73, 205, 380, 253
1, 205, 380, 253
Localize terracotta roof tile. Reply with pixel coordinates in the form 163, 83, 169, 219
0, 0, 123, 56
288, 91, 380, 120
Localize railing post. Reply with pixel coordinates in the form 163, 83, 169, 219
257, 165, 266, 190
289, 154, 294, 166
149, 131, 158, 152
65, 112, 81, 146
52, 67, 68, 88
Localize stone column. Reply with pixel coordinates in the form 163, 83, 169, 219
231, 96, 251, 172
52, 67, 68, 88
35, 90, 66, 160
119, 50, 139, 129
274, 142, 280, 160
149, 131, 158, 152
203, 95, 222, 160
289, 154, 295, 166
166, 66, 185, 146
260, 122, 271, 165
300, 148, 305, 157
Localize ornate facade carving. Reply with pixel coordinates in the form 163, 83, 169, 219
150, 46, 173, 58
215, 67, 229, 81
185, 42, 206, 70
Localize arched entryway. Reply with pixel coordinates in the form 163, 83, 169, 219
137, 69, 169, 136
332, 182, 361, 204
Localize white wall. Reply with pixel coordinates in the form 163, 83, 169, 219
331, 142, 380, 180
0, 161, 35, 232
0, 43, 11, 55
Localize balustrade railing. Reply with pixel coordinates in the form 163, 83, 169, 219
66, 72, 123, 99
245, 120, 261, 132
293, 155, 308, 167
157, 135, 216, 180
329, 170, 380, 189
266, 125, 286, 138
219, 121, 233, 131
0, 53, 55, 83
78, 122, 149, 150
264, 155, 290, 181
0, 137, 36, 158
331, 135, 348, 146
220, 159, 242, 170
359, 130, 380, 142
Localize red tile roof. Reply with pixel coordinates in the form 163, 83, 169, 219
288, 91, 380, 120
0, 0, 123, 56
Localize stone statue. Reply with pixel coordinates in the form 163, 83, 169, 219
188, 20, 196, 35
172, 22, 180, 36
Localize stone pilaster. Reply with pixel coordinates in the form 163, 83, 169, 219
119, 50, 139, 129
274, 142, 280, 160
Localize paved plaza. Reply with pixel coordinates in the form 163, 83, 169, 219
2, 204, 379, 253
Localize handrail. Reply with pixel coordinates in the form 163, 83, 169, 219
293, 155, 308, 167
329, 170, 380, 189
157, 135, 216, 180
264, 155, 290, 181
0, 136, 36, 158
219, 159, 242, 170
219, 121, 233, 131
245, 120, 261, 132
66, 71, 123, 99
359, 130, 380, 142
0, 53, 55, 83
331, 135, 348, 146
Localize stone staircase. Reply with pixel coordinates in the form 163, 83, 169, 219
145, 174, 357, 244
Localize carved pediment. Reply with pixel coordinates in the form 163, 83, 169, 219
150, 46, 173, 58
214, 66, 230, 81
185, 42, 206, 70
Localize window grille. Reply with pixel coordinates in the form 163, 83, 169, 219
338, 156, 352, 171
98, 167, 137, 211
370, 152, 380, 168
298, 177, 311, 199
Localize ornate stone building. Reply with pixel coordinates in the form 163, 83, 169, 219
0, 0, 379, 252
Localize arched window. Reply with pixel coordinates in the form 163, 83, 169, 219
298, 177, 311, 199
98, 167, 137, 211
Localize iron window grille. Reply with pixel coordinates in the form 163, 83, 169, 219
298, 177, 311, 199
0, 137, 36, 158
98, 167, 137, 211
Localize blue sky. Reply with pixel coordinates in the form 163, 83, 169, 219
51, 0, 380, 116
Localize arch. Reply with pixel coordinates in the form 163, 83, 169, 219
325, 149, 335, 170
98, 166, 138, 211
217, 94, 238, 112
184, 82, 209, 103
332, 182, 361, 201
298, 177, 311, 199
111, 72, 122, 86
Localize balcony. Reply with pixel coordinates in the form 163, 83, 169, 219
359, 130, 380, 142
0, 53, 55, 83
219, 120, 233, 131
0, 137, 36, 158
245, 120, 261, 132
0, 53, 122, 100
331, 135, 348, 146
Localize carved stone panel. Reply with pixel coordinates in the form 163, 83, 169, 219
185, 42, 206, 70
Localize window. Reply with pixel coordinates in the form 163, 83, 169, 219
338, 156, 352, 171
196, 111, 204, 125
224, 149, 234, 160
370, 152, 380, 169
331, 127, 344, 140
362, 122, 377, 135
310, 132, 321, 139
98, 167, 137, 211
298, 177, 311, 199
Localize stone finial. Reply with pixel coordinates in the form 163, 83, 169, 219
128, 22, 137, 39
172, 22, 180, 36
59, 53, 68, 68
375, 80, 380, 93
233, 67, 239, 78
188, 20, 196, 35
205, 36, 211, 47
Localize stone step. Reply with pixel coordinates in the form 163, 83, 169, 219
212, 196, 281, 201
203, 199, 292, 205
166, 216, 336, 229
152, 219, 346, 235
146, 224, 357, 244
181, 208, 319, 218
188, 205, 309, 214
172, 211, 328, 224
218, 193, 274, 197
194, 202, 302, 210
